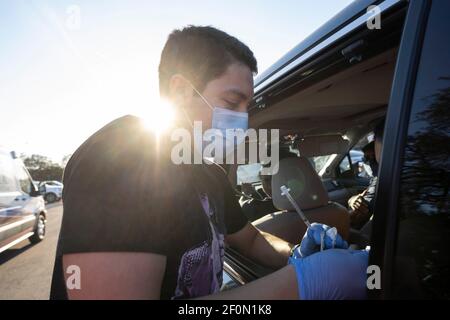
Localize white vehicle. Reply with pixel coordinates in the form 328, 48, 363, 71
1, 148, 47, 253
38, 180, 63, 203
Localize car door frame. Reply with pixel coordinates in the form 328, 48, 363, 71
368, 0, 432, 300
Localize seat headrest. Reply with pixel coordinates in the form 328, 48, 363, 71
298, 135, 349, 157
271, 157, 329, 211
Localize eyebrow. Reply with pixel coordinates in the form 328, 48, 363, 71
225, 88, 250, 101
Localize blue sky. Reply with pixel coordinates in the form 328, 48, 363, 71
0, 0, 353, 162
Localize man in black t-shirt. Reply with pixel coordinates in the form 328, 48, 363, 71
50, 26, 301, 299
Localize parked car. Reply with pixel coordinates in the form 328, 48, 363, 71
0, 148, 47, 253
38, 180, 63, 203
222, 0, 450, 299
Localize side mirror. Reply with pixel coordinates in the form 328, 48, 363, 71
30, 183, 42, 197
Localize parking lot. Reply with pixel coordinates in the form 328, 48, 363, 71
0, 203, 63, 300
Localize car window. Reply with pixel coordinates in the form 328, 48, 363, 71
338, 133, 375, 178
310, 154, 336, 175
236, 163, 262, 185
338, 154, 351, 174
392, 0, 450, 299
14, 162, 33, 194
0, 153, 18, 193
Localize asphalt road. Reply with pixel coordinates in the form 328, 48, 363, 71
0, 203, 63, 300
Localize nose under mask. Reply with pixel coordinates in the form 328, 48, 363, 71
185, 83, 249, 159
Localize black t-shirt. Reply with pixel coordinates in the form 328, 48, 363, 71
50, 115, 248, 300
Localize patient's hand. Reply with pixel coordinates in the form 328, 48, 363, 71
349, 192, 371, 229
348, 189, 368, 210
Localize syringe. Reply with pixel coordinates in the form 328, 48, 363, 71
280, 185, 312, 228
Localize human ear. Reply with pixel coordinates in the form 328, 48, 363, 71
168, 74, 194, 107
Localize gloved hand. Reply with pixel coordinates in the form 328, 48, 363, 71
289, 249, 369, 300
292, 223, 348, 258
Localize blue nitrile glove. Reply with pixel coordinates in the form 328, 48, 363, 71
292, 223, 349, 258
289, 249, 369, 300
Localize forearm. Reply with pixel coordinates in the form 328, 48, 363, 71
225, 223, 294, 271
198, 264, 299, 300
248, 230, 294, 269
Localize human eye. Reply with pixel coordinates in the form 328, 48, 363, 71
223, 99, 240, 110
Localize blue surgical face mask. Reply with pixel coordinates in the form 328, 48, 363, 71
211, 107, 249, 137
186, 83, 249, 157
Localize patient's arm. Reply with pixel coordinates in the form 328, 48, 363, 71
252, 205, 350, 245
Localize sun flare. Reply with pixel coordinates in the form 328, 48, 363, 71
138, 99, 176, 135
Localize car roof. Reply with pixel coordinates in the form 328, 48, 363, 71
254, 0, 399, 93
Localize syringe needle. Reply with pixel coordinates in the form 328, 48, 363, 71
280, 185, 312, 228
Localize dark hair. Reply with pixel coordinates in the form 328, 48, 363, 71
159, 25, 258, 96
362, 141, 375, 153
374, 118, 386, 142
